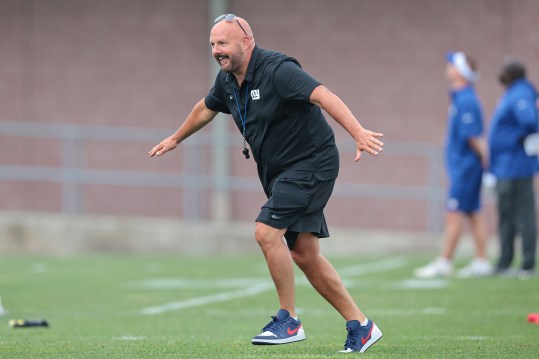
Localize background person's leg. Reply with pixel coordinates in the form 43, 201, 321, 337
495, 179, 517, 271
456, 211, 492, 278
514, 178, 537, 271
468, 212, 489, 259
414, 211, 462, 278
441, 211, 464, 260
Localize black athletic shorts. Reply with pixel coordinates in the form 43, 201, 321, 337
256, 167, 336, 250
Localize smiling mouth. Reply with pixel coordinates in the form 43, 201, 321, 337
216, 55, 229, 66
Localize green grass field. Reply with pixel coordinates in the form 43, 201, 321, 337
0, 255, 537, 358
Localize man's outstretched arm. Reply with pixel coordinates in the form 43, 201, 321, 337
149, 99, 218, 157
310, 85, 383, 162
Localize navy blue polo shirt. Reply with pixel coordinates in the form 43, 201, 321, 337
205, 46, 339, 193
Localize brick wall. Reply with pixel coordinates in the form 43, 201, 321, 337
1, 0, 538, 233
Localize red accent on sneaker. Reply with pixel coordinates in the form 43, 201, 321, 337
287, 325, 301, 335
361, 324, 374, 345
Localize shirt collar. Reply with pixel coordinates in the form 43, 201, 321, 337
450, 84, 473, 97
225, 46, 260, 88
244, 46, 260, 83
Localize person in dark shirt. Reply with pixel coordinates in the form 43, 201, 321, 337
149, 14, 384, 352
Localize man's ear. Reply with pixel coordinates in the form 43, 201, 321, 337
241, 37, 251, 49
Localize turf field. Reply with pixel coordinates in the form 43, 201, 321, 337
0, 255, 537, 358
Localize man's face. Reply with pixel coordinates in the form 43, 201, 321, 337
210, 28, 245, 73
445, 63, 459, 83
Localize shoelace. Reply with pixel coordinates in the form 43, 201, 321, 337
261, 315, 286, 333
343, 328, 359, 349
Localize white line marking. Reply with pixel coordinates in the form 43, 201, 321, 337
138, 257, 407, 315
460, 336, 487, 341
369, 307, 447, 316
200, 306, 447, 317
422, 307, 447, 315
140, 282, 274, 315
131, 278, 270, 290
337, 257, 407, 277
394, 278, 448, 289
32, 262, 47, 274
116, 336, 145, 341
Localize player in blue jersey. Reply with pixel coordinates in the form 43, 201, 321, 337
415, 52, 492, 278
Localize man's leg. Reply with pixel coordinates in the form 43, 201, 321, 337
413, 211, 462, 278
455, 211, 492, 277
514, 178, 537, 271
468, 212, 488, 259
254, 222, 296, 316
441, 211, 464, 260
496, 180, 517, 271
290, 232, 365, 322
252, 222, 306, 345
291, 232, 382, 353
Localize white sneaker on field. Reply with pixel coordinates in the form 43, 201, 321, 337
456, 258, 493, 278
414, 258, 453, 278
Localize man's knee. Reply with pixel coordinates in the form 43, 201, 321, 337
255, 222, 285, 248
291, 249, 309, 268
291, 233, 320, 268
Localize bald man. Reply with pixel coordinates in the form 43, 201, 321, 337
149, 14, 384, 353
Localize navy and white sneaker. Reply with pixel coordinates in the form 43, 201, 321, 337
251, 309, 306, 345
339, 319, 382, 353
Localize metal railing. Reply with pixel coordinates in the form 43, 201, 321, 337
0, 120, 446, 231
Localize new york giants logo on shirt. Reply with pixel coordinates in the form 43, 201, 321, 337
251, 89, 260, 100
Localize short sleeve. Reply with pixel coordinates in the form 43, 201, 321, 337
273, 60, 321, 102
204, 76, 231, 114
457, 100, 482, 139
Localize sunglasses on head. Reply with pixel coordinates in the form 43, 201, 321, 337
214, 14, 249, 37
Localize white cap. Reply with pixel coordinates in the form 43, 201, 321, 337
446, 51, 479, 82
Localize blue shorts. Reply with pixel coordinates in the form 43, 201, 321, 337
446, 170, 483, 213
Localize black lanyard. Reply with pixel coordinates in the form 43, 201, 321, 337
232, 83, 250, 159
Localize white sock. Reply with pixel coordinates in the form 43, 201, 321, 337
292, 316, 298, 320
360, 318, 369, 326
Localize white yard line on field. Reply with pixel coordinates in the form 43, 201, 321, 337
131, 278, 270, 289
138, 257, 407, 315
200, 306, 447, 317
393, 278, 449, 289
336, 257, 408, 277
116, 336, 145, 341
460, 336, 488, 341
140, 282, 275, 315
